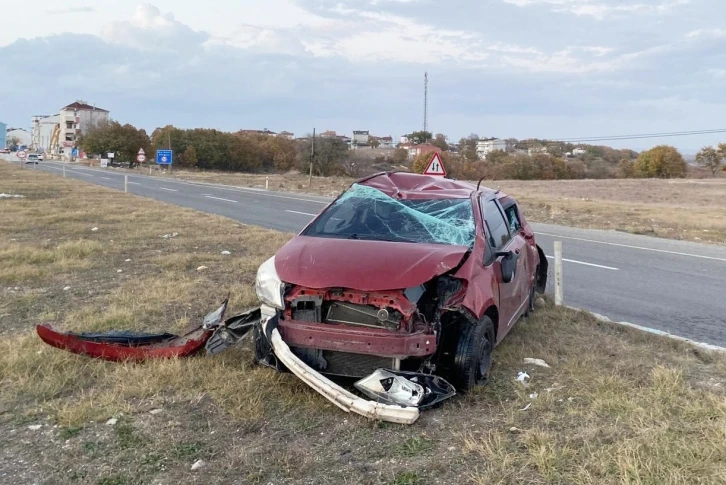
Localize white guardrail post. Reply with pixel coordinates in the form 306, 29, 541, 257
124, 175, 128, 193
554, 240, 564, 306
266, 176, 269, 190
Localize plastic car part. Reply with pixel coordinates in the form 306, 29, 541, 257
354, 369, 456, 409
262, 315, 420, 425
205, 307, 261, 355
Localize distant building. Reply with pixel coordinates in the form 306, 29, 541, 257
0, 121, 6, 149
572, 147, 587, 156
403, 143, 441, 160
58, 101, 109, 154
527, 145, 548, 156
372, 135, 394, 149
239, 129, 277, 136
32, 114, 60, 152
476, 138, 509, 160
278, 131, 294, 140
352, 130, 370, 146
6, 128, 32, 148
399, 135, 410, 145
320, 130, 338, 138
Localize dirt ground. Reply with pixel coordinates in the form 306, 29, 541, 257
82, 160, 726, 245
2, 162, 726, 484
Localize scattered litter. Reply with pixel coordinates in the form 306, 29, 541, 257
0, 193, 25, 198
535, 297, 545, 307
529, 392, 538, 399
545, 385, 565, 393
191, 460, 205, 471
91, 227, 99, 232
520, 403, 532, 411
447, 446, 456, 451
125, 259, 132, 262
509, 427, 520, 432
196, 266, 208, 272
63, 286, 71, 291
221, 251, 231, 255
516, 372, 530, 383
105, 418, 118, 426
116, 269, 123, 273
524, 358, 551, 368
568, 397, 575, 402
160, 232, 179, 239
28, 425, 42, 431
149, 409, 163, 415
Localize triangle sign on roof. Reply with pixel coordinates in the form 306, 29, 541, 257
423, 152, 447, 177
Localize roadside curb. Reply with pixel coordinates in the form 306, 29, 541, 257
565, 305, 726, 353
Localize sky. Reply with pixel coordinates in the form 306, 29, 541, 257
1, 0, 725, 152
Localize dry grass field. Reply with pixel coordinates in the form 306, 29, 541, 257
81, 159, 726, 245
2, 161, 726, 484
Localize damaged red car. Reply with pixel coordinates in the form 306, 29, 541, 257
253, 172, 547, 391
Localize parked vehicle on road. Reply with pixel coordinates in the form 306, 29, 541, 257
26, 154, 42, 163
253, 172, 548, 391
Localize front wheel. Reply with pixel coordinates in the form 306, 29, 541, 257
451, 317, 496, 392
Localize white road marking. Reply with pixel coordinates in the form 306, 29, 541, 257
159, 187, 177, 192
204, 195, 238, 203
545, 255, 619, 271
100, 176, 112, 180
537, 232, 726, 263
76, 172, 94, 177
128, 182, 141, 185
285, 210, 318, 217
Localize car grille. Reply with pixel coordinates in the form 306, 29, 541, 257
290, 347, 394, 377
324, 302, 401, 330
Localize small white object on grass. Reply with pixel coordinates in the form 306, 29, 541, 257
28, 424, 42, 431
117, 269, 123, 273
125, 259, 131, 262
63, 286, 71, 291
516, 372, 530, 382
106, 418, 118, 426
0, 193, 25, 198
221, 251, 231, 255
196, 266, 208, 271
529, 392, 538, 399
91, 227, 99, 232
524, 358, 551, 368
520, 403, 532, 411
191, 460, 205, 471
149, 409, 163, 415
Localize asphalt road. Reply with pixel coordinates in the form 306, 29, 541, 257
5, 157, 726, 346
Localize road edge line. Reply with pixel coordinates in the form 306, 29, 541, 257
565, 305, 726, 353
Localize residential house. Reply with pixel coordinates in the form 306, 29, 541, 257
278, 131, 294, 140
352, 130, 370, 147
58, 101, 110, 154
320, 130, 338, 138
527, 145, 548, 156
399, 135, 410, 145
372, 135, 394, 149
572, 147, 587, 156
239, 129, 277, 136
403, 143, 441, 160
475, 138, 508, 160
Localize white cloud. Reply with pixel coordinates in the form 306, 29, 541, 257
503, 0, 690, 19
686, 28, 726, 39
100, 4, 209, 52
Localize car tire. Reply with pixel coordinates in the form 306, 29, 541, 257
452, 317, 495, 392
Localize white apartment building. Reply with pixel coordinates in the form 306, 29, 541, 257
31, 114, 60, 152
475, 138, 508, 160
58, 101, 109, 151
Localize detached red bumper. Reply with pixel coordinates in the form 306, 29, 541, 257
277, 319, 436, 359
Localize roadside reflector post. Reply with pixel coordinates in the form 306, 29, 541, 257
124, 175, 128, 193
554, 240, 564, 306
266, 176, 269, 190
149, 166, 152, 176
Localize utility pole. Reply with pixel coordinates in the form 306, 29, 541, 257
309, 128, 315, 187
167, 127, 172, 173
423, 72, 429, 137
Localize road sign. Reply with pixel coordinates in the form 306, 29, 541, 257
107, 152, 115, 159
100, 159, 109, 168
156, 149, 173, 165
16, 150, 27, 160
423, 152, 446, 177
138, 148, 145, 155
137, 154, 146, 163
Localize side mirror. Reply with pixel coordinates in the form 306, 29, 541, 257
496, 251, 517, 283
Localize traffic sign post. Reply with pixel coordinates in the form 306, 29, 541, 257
156, 149, 173, 166
137, 148, 146, 164
16, 150, 26, 168
423, 152, 447, 177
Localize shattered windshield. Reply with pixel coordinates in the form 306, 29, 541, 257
303, 184, 475, 247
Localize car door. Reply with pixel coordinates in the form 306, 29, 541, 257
481, 199, 529, 333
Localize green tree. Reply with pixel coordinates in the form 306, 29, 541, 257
431, 133, 449, 151
369, 138, 381, 149
79, 121, 150, 162
406, 131, 433, 145
634, 145, 687, 178
181, 145, 198, 168
486, 149, 508, 164
695, 146, 723, 176
7, 136, 20, 149
299, 137, 349, 176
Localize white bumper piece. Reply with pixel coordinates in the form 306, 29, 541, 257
264, 318, 420, 425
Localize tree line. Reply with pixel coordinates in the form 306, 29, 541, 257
79, 121, 725, 180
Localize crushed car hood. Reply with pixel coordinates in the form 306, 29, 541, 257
275, 236, 470, 291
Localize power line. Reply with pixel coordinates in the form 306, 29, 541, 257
552, 128, 726, 143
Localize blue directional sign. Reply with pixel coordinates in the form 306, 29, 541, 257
156, 149, 173, 165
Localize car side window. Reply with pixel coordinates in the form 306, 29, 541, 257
483, 201, 511, 250
503, 205, 522, 235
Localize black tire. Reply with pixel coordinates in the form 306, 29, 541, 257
452, 317, 495, 392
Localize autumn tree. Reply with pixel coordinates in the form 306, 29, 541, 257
431, 133, 449, 151
181, 145, 198, 168
486, 149, 508, 164
80, 121, 150, 162
392, 148, 409, 165
617, 159, 636, 178
695, 146, 723, 176
411, 149, 443, 174
634, 145, 687, 178
299, 137, 349, 176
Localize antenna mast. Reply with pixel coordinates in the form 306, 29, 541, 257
423, 72, 429, 134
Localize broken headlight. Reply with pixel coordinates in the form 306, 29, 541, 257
255, 256, 285, 309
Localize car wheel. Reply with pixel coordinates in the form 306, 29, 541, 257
452, 317, 495, 392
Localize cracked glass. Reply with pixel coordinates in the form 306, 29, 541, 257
303, 184, 475, 247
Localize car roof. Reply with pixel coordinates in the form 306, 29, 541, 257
354, 171, 503, 200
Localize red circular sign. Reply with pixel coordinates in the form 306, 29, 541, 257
137, 154, 146, 162
16, 150, 27, 159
